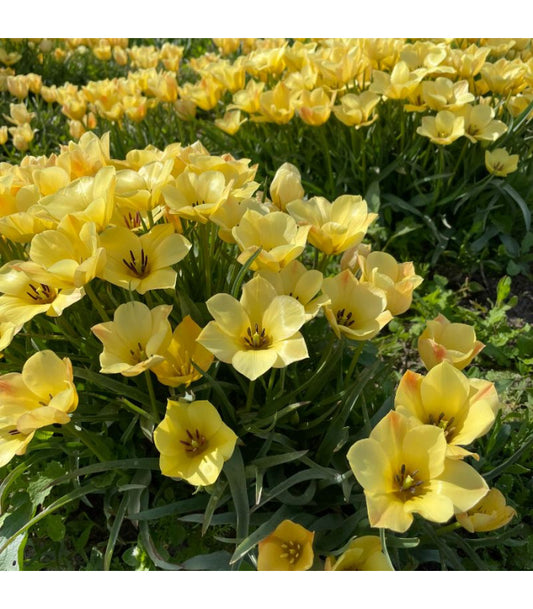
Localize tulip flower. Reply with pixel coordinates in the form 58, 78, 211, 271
269, 163, 305, 212
456, 488, 517, 533
0, 350, 78, 467
287, 195, 377, 256
358, 250, 423, 315
347, 410, 489, 533
151, 315, 214, 388
394, 361, 500, 459
485, 148, 519, 177
197, 275, 308, 381
98, 223, 191, 294
416, 110, 465, 145
418, 314, 485, 370
324, 536, 392, 571
257, 260, 329, 321
153, 399, 237, 486
91, 301, 172, 376
257, 519, 315, 571
322, 270, 392, 341
232, 209, 310, 272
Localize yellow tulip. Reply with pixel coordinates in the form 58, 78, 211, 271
456, 488, 517, 533
215, 110, 247, 135
257, 260, 330, 321
269, 163, 305, 212
197, 275, 308, 381
358, 250, 423, 315
228, 79, 265, 114
416, 110, 465, 145
162, 169, 232, 223
0, 262, 84, 326
287, 194, 377, 256
233, 209, 310, 272
418, 313, 485, 370
322, 270, 392, 341
485, 148, 519, 177
333, 91, 380, 129
324, 536, 392, 571
394, 361, 500, 459
297, 87, 335, 126
0, 350, 78, 467
462, 104, 507, 143
153, 399, 237, 486
152, 315, 214, 388
98, 223, 190, 294
257, 519, 314, 571
347, 410, 489, 533
370, 61, 426, 100
91, 301, 173, 376
0, 320, 22, 355
16, 216, 106, 289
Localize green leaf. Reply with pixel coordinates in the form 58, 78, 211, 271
224, 447, 250, 569
181, 551, 231, 570
0, 494, 34, 571
43, 514, 66, 542
364, 180, 380, 213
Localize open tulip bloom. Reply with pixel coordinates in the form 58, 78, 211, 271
347, 410, 489, 533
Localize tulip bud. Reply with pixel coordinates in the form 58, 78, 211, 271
269, 162, 305, 211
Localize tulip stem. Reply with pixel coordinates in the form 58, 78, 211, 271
144, 370, 159, 422
245, 380, 256, 411
345, 341, 364, 380
379, 528, 395, 571
436, 521, 462, 536
85, 282, 110, 322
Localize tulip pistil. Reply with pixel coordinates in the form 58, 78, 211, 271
180, 428, 208, 455
243, 323, 271, 350
428, 412, 456, 438
395, 463, 424, 499
279, 540, 302, 565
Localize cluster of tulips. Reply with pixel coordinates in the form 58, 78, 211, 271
0, 38, 530, 179
0, 130, 517, 569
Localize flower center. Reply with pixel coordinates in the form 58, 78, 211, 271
394, 463, 424, 500
129, 341, 147, 363
427, 411, 456, 439
336, 307, 355, 327
279, 540, 302, 565
25, 283, 57, 304
242, 323, 271, 350
122, 248, 150, 277
124, 211, 142, 229
180, 428, 207, 456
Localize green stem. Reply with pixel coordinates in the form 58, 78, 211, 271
436, 521, 462, 536
345, 341, 364, 380
319, 126, 334, 196
84, 281, 110, 322
379, 528, 395, 571
144, 370, 159, 422
245, 379, 256, 411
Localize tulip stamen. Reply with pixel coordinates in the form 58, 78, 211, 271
25, 283, 56, 304
395, 463, 424, 499
243, 323, 271, 350
428, 412, 456, 439
279, 540, 302, 565
180, 428, 207, 455
122, 249, 150, 277
336, 307, 355, 327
